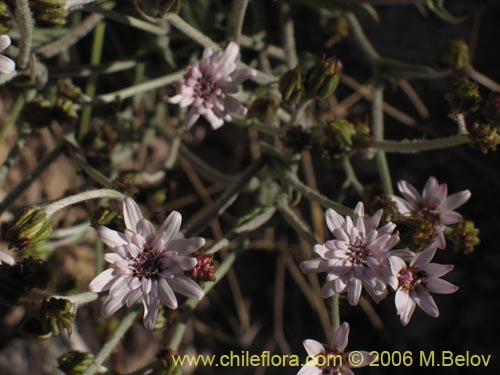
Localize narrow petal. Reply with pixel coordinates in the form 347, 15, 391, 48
0, 35, 11, 51
169, 276, 204, 300
166, 237, 205, 255
440, 211, 463, 225
326, 208, 345, 232
124, 288, 142, 307
435, 227, 446, 249
354, 202, 365, 217
331, 322, 349, 352
89, 268, 116, 292
347, 279, 362, 305
137, 219, 155, 238
389, 256, 407, 276
123, 197, 144, 232
425, 278, 458, 294
158, 211, 182, 243
297, 364, 322, 375
303, 339, 325, 356
398, 180, 422, 205
424, 263, 454, 278
442, 190, 471, 210
395, 289, 416, 326
143, 289, 160, 330
0, 55, 15, 74
389, 196, 414, 215
0, 251, 15, 265
184, 108, 200, 129
98, 226, 127, 248
413, 287, 439, 317
349, 351, 377, 368
300, 258, 330, 274
411, 243, 437, 268
158, 278, 178, 309
422, 177, 438, 202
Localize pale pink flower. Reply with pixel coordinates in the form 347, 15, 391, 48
169, 41, 256, 130
389, 243, 458, 326
389, 177, 471, 249
300, 203, 400, 305
0, 35, 15, 74
298, 322, 376, 375
89, 197, 205, 330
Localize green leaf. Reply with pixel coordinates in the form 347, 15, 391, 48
426, 0, 465, 24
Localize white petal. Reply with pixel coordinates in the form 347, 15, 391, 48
158, 278, 178, 309
143, 288, 160, 330
411, 243, 437, 268
158, 211, 182, 243
389, 256, 407, 276
440, 211, 462, 225
413, 287, 439, 317
297, 364, 322, 375
89, 268, 116, 292
166, 237, 205, 255
0, 55, 15, 74
326, 208, 345, 232
395, 289, 416, 326
347, 279, 362, 305
442, 190, 471, 210
169, 275, 204, 300
398, 180, 422, 205
123, 197, 144, 232
331, 322, 349, 352
137, 219, 155, 237
98, 226, 127, 248
425, 277, 458, 294
0, 35, 11, 51
303, 339, 324, 356
0, 250, 15, 265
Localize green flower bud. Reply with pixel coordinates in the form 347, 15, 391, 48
444, 39, 470, 72
305, 57, 342, 99
2, 207, 52, 251
0, 257, 49, 305
449, 220, 480, 254
0, 2, 12, 33
248, 96, 279, 122
31, 0, 68, 26
468, 122, 500, 154
279, 66, 304, 105
23, 298, 76, 338
446, 78, 481, 116
90, 207, 119, 230
397, 217, 437, 252
58, 351, 94, 375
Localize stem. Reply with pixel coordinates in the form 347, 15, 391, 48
183, 157, 267, 236
92, 72, 183, 104
83, 4, 167, 35
330, 294, 340, 333
52, 292, 100, 305
0, 123, 31, 189
15, 0, 33, 69
284, 172, 353, 215
467, 67, 500, 92
342, 157, 364, 194
345, 13, 380, 66
0, 142, 66, 215
44, 189, 125, 218
82, 309, 139, 375
49, 60, 136, 78
280, 1, 298, 69
168, 243, 245, 350
290, 99, 312, 126
277, 197, 318, 247
372, 134, 469, 153
227, 0, 250, 42
372, 84, 393, 195
79, 21, 106, 141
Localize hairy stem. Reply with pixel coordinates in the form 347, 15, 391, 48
228, 0, 250, 42
15, 0, 33, 69
372, 134, 469, 153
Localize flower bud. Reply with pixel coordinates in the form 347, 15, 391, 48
397, 217, 437, 252
189, 252, 218, 283
305, 57, 342, 99
31, 0, 68, 26
446, 78, 481, 116
444, 39, 470, 72
279, 66, 304, 105
468, 122, 500, 154
449, 220, 480, 254
23, 298, 76, 338
2, 207, 52, 251
58, 351, 94, 375
322, 119, 356, 158
248, 96, 279, 122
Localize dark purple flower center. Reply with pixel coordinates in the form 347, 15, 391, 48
348, 242, 371, 267
413, 204, 440, 225
195, 75, 218, 100
132, 249, 161, 280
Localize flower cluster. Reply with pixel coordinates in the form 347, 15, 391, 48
89, 198, 206, 330
300, 177, 469, 327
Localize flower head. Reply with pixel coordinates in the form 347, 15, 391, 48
389, 177, 471, 249
389, 243, 458, 326
300, 203, 399, 305
89, 197, 205, 330
169, 41, 256, 130
0, 35, 15, 74
298, 322, 375, 375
